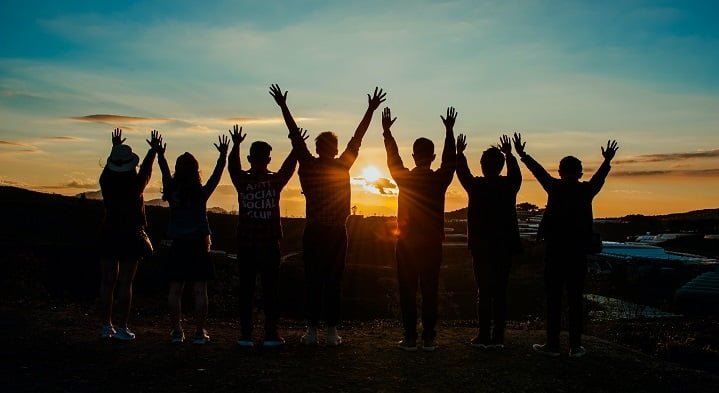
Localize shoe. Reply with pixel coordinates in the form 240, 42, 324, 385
326, 333, 342, 347
491, 344, 505, 350
112, 327, 136, 341
422, 338, 437, 352
469, 335, 491, 349
532, 343, 560, 357
301, 330, 318, 346
100, 325, 116, 339
170, 329, 185, 344
398, 338, 418, 352
236, 336, 253, 348
192, 329, 210, 345
263, 335, 286, 348
569, 346, 587, 358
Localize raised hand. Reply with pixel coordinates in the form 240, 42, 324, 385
228, 124, 246, 144
269, 83, 288, 106
298, 128, 310, 141
382, 107, 396, 132
498, 134, 512, 155
112, 128, 125, 146
512, 132, 526, 157
214, 135, 230, 155
601, 140, 619, 161
457, 134, 467, 154
146, 129, 165, 154
367, 87, 386, 111
441, 107, 458, 130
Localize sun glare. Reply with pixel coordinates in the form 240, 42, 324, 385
362, 166, 381, 183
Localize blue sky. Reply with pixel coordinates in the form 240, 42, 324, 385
1, 0, 718, 216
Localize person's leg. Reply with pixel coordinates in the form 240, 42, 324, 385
116, 258, 139, 328
303, 227, 323, 328
492, 254, 512, 345
168, 281, 185, 332
99, 257, 119, 328
238, 246, 258, 339
193, 281, 209, 335
396, 239, 419, 341
325, 229, 347, 329
566, 256, 587, 350
419, 243, 442, 343
472, 250, 492, 344
544, 259, 563, 350
261, 244, 281, 339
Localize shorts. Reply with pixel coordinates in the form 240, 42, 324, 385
99, 228, 153, 260
167, 235, 215, 282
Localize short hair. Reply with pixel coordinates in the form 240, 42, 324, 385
412, 137, 434, 157
480, 147, 505, 176
559, 155, 583, 175
249, 141, 272, 157
315, 131, 338, 150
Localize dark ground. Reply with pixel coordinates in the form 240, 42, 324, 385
2, 303, 718, 393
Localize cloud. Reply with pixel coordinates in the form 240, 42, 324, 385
611, 168, 719, 177
615, 148, 719, 164
70, 114, 171, 124
223, 116, 315, 125
43, 136, 83, 141
0, 140, 26, 146
352, 176, 398, 195
39, 180, 99, 189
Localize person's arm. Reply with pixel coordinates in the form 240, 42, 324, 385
269, 83, 313, 163
455, 134, 473, 191
203, 135, 229, 198
275, 129, 308, 189
438, 107, 457, 185
156, 145, 172, 191
137, 130, 161, 191
588, 140, 619, 196
498, 134, 522, 193
338, 87, 387, 167
513, 132, 554, 191
227, 124, 246, 190
381, 107, 409, 180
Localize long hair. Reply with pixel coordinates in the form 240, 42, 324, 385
162, 152, 203, 204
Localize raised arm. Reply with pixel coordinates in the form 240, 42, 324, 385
381, 107, 408, 180
137, 130, 160, 191
154, 138, 172, 190
514, 132, 554, 191
455, 134, 474, 191
275, 129, 309, 189
438, 107, 457, 184
269, 83, 313, 163
499, 134, 522, 193
338, 87, 387, 167
203, 135, 229, 198
588, 140, 618, 196
227, 124, 246, 190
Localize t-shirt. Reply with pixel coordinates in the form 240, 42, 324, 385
99, 149, 155, 234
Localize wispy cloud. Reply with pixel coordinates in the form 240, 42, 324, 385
70, 114, 171, 124
352, 176, 398, 195
611, 168, 719, 177
224, 116, 315, 125
615, 148, 719, 164
0, 140, 27, 147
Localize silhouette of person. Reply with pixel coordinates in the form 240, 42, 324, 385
270, 83, 386, 346
382, 106, 456, 351
228, 124, 308, 348
157, 134, 229, 345
456, 134, 522, 349
98, 128, 160, 341
514, 134, 619, 358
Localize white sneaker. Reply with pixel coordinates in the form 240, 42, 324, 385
112, 327, 136, 341
326, 334, 342, 347
100, 325, 116, 339
171, 329, 185, 344
301, 332, 318, 345
569, 346, 587, 358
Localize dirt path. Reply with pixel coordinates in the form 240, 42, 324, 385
2, 304, 717, 393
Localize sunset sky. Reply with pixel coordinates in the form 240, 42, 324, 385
1, 1, 718, 217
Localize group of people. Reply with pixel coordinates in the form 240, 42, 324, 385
98, 84, 619, 358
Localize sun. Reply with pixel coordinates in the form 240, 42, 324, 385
362, 165, 382, 183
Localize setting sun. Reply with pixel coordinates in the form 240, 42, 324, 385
362, 166, 382, 183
